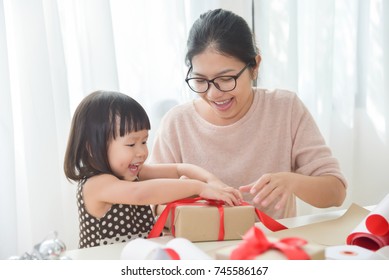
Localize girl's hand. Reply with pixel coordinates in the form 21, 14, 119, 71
239, 172, 296, 211
199, 185, 242, 206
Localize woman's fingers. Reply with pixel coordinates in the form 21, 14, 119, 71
239, 185, 252, 193
250, 174, 271, 195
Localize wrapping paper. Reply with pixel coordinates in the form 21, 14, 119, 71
215, 227, 324, 260
120, 238, 212, 260
267, 203, 369, 246
149, 197, 286, 242
347, 193, 389, 251
325, 245, 389, 260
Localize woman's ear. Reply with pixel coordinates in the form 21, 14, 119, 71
251, 54, 261, 80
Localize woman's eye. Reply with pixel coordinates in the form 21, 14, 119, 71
218, 76, 234, 82
126, 144, 135, 147
193, 79, 207, 84
142, 141, 148, 145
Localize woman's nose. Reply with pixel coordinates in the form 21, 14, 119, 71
205, 83, 224, 99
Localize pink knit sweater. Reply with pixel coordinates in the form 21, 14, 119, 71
149, 88, 347, 218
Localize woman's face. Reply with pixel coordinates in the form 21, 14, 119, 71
190, 48, 256, 125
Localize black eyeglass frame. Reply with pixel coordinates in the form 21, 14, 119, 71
185, 62, 253, 94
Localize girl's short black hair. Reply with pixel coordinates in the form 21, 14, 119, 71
185, 9, 259, 68
64, 90, 150, 183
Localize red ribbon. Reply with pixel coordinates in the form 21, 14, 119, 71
240, 201, 287, 231
230, 226, 310, 260
148, 197, 225, 240
148, 197, 288, 240
163, 248, 180, 260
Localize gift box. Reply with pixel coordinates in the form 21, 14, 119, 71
215, 226, 325, 260
155, 199, 286, 232
173, 204, 255, 242
149, 198, 256, 242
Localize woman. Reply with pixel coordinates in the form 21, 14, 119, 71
150, 9, 346, 219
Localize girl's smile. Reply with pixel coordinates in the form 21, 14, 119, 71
128, 163, 142, 176
108, 129, 149, 181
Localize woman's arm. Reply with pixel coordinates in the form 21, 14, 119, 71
240, 172, 346, 210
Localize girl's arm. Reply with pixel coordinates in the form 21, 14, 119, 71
139, 163, 229, 188
83, 173, 241, 218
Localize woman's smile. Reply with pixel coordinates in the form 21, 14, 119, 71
211, 97, 234, 111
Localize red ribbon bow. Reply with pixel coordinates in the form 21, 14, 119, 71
230, 226, 310, 260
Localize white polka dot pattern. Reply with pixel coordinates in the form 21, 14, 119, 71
77, 184, 155, 248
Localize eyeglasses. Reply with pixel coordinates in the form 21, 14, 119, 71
185, 63, 252, 94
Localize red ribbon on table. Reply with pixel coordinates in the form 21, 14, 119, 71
230, 226, 310, 260
147, 197, 288, 240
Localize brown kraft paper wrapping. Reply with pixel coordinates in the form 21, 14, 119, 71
172, 205, 256, 242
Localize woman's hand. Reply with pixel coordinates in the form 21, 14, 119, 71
239, 172, 346, 210
239, 172, 297, 211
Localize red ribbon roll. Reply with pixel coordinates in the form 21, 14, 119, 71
365, 214, 389, 236
230, 226, 310, 260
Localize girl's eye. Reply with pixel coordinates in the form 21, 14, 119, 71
126, 144, 135, 147
142, 141, 147, 145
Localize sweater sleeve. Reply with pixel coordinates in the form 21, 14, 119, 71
290, 94, 347, 188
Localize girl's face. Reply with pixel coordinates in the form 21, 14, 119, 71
190, 48, 256, 126
107, 129, 149, 181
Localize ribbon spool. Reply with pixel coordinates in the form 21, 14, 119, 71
347, 193, 389, 251
120, 237, 212, 260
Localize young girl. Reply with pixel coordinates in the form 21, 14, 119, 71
64, 90, 241, 248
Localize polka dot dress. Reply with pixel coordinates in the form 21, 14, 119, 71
77, 184, 155, 248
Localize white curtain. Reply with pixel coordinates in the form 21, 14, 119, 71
253, 0, 389, 214
1, 0, 388, 258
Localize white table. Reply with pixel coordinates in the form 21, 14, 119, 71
65, 206, 368, 260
